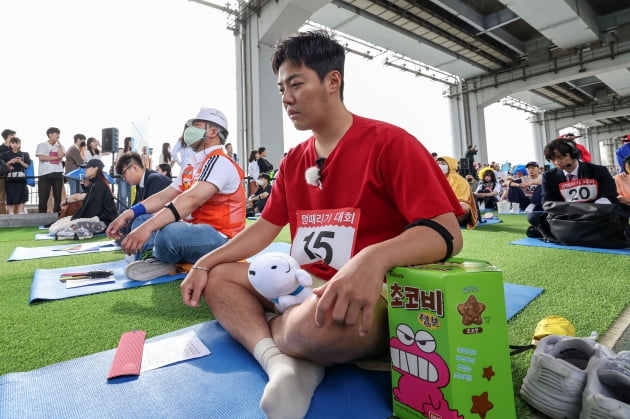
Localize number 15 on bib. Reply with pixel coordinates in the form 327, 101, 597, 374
291, 208, 360, 271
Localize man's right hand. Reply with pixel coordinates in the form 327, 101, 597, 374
181, 268, 211, 307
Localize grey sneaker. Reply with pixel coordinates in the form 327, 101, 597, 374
55, 228, 77, 240
520, 333, 615, 419
125, 257, 176, 281
580, 355, 630, 419
74, 227, 93, 240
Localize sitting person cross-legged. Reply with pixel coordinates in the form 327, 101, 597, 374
246, 173, 272, 216
474, 168, 500, 210
50, 159, 118, 239
527, 138, 621, 233
105, 107, 246, 281
506, 161, 543, 212
437, 156, 478, 229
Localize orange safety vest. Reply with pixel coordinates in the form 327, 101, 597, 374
179, 149, 246, 238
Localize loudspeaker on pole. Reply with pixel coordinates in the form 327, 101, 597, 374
102, 128, 119, 153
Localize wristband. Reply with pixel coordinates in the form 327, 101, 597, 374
131, 203, 146, 218
405, 218, 454, 261
165, 202, 181, 222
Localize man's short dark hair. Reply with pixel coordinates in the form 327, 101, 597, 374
115, 152, 144, 175
544, 139, 575, 161
46, 127, 60, 136
74, 133, 86, 142
9, 137, 21, 144
1, 129, 16, 140
271, 30, 345, 100
258, 147, 266, 154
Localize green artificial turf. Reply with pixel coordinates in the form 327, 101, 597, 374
0, 216, 627, 418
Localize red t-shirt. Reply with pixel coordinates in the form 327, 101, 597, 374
262, 114, 462, 279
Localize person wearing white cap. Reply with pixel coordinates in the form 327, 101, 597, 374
105, 107, 246, 281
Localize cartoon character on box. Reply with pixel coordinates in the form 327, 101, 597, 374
247, 252, 313, 313
391, 324, 463, 419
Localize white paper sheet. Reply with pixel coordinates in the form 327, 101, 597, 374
65, 276, 116, 288
140, 330, 211, 372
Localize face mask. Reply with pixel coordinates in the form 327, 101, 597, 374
183, 126, 206, 146
438, 164, 449, 174
256, 179, 264, 186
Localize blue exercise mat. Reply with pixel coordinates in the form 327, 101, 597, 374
477, 217, 503, 226
510, 237, 630, 255
28, 242, 293, 304
0, 321, 392, 419
29, 259, 185, 304
503, 283, 543, 319
8, 240, 121, 261
35, 232, 106, 240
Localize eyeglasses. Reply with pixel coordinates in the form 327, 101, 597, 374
120, 164, 134, 180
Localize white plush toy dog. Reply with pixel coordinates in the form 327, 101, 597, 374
247, 252, 313, 313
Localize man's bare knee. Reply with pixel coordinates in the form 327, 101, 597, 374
271, 300, 388, 364
205, 263, 247, 303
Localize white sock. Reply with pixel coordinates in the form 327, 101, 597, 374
253, 338, 325, 419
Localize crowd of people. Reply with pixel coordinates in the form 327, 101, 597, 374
0, 125, 275, 216
435, 132, 630, 247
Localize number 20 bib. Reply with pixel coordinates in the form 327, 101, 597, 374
559, 178, 598, 202
291, 208, 360, 271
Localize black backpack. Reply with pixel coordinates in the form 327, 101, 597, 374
538, 201, 630, 249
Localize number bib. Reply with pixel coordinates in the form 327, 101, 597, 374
559, 178, 598, 202
291, 208, 360, 271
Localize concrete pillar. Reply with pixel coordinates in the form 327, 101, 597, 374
467, 92, 488, 164
236, 0, 330, 170
530, 113, 546, 163
448, 94, 466, 160
448, 88, 488, 164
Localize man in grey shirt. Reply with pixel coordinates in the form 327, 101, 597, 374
65, 134, 86, 194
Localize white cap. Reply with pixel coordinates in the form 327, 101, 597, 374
186, 107, 228, 135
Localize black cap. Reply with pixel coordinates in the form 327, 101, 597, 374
85, 159, 104, 170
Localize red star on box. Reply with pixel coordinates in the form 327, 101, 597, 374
482, 366, 495, 381
470, 391, 493, 419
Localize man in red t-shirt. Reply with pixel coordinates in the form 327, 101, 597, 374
180, 31, 463, 418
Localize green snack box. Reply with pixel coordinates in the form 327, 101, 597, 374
386, 258, 516, 419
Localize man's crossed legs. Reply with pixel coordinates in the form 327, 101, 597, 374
204, 262, 389, 419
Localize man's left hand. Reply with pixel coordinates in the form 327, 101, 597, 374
312, 252, 385, 337
120, 225, 152, 256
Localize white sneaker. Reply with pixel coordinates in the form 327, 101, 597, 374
580, 355, 630, 419
520, 334, 615, 419
125, 257, 176, 281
